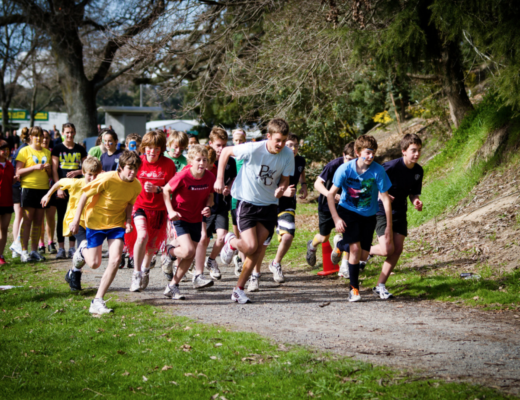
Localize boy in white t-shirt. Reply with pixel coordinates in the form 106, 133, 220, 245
215, 119, 295, 304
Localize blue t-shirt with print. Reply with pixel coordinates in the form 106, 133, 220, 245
332, 159, 392, 217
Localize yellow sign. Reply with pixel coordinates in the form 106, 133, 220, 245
0, 109, 49, 121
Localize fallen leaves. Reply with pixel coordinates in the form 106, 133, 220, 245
180, 344, 192, 352
122, 371, 130, 376
142, 376, 148, 382
214, 343, 222, 348
161, 365, 172, 371
117, 350, 126, 355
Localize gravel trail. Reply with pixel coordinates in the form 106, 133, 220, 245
73, 251, 520, 395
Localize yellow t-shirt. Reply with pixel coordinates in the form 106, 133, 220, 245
15, 146, 52, 189
83, 171, 142, 230
59, 178, 88, 236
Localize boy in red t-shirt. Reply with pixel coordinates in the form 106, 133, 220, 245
126, 130, 176, 293
162, 144, 215, 300
0, 140, 15, 264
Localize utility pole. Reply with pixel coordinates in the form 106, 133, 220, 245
140, 84, 143, 107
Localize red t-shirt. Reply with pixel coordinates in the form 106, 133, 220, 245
134, 155, 176, 211
168, 167, 215, 223
0, 161, 14, 207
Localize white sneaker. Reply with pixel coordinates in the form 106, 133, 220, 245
130, 272, 141, 292
206, 258, 221, 280
163, 284, 185, 300
141, 270, 150, 290
161, 255, 174, 281
192, 274, 214, 289
247, 273, 260, 292
231, 287, 251, 304
338, 262, 349, 278
220, 232, 237, 265
373, 284, 393, 300
89, 298, 113, 314
349, 288, 361, 302
233, 255, 243, 276
9, 242, 22, 255
73, 240, 87, 269
20, 251, 33, 262
269, 261, 285, 283
331, 234, 343, 265
12, 251, 19, 259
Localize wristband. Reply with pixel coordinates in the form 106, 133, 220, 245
301, 182, 307, 185
156, 186, 163, 194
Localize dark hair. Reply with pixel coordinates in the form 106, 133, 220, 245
287, 133, 299, 143
62, 122, 76, 133
354, 135, 378, 154
400, 133, 422, 151
343, 142, 355, 158
187, 133, 199, 144
118, 150, 142, 171
101, 128, 118, 143
267, 118, 290, 136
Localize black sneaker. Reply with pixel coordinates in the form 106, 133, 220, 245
65, 269, 82, 291
127, 256, 134, 269
119, 255, 126, 269
48, 242, 57, 254
38, 246, 46, 255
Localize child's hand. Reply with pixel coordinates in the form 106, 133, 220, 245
144, 182, 156, 193
201, 207, 211, 217
168, 211, 181, 221
41, 196, 49, 207
214, 178, 224, 194
222, 186, 230, 196
413, 198, 423, 211
33, 164, 46, 171
13, 175, 20, 183
284, 184, 296, 197
274, 186, 285, 198
299, 185, 308, 199
69, 221, 79, 235
57, 189, 67, 199
43, 163, 51, 173
125, 221, 133, 234
334, 218, 347, 233
66, 170, 81, 178
389, 194, 395, 203
334, 194, 341, 203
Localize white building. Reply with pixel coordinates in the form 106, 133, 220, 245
146, 119, 200, 133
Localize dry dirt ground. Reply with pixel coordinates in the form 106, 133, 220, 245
68, 248, 520, 396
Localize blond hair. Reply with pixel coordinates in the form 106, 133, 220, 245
267, 118, 289, 136
209, 126, 228, 143
187, 144, 208, 163
82, 156, 102, 174
167, 130, 189, 149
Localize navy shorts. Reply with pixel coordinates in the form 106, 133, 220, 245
205, 211, 228, 237
336, 206, 376, 252
172, 220, 202, 243
86, 227, 125, 248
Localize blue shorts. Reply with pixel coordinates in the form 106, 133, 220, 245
86, 227, 126, 248
171, 220, 202, 243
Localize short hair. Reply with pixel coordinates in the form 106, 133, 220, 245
287, 133, 299, 143
20, 127, 30, 143
206, 145, 217, 165
29, 126, 43, 137
187, 144, 208, 163
167, 130, 189, 148
343, 142, 355, 158
209, 127, 228, 143
400, 133, 423, 151
62, 122, 76, 133
140, 130, 166, 153
187, 133, 199, 144
82, 156, 102, 174
0, 139, 8, 149
267, 118, 289, 136
126, 133, 142, 147
118, 150, 142, 171
355, 135, 378, 154
101, 128, 118, 143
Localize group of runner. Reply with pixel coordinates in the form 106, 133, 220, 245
0, 118, 423, 313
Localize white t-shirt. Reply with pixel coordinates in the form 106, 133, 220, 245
231, 141, 295, 206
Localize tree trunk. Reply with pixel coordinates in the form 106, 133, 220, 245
439, 40, 474, 128
29, 84, 37, 127
1, 103, 9, 133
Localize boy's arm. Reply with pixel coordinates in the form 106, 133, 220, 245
69, 193, 88, 235
379, 191, 394, 236
202, 194, 212, 217
41, 180, 63, 207
214, 147, 235, 194
299, 169, 308, 199
162, 183, 180, 221
125, 204, 133, 233
327, 185, 346, 232
409, 194, 423, 211
274, 175, 290, 198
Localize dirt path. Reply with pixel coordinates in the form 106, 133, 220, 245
73, 251, 520, 395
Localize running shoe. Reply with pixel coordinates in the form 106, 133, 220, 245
21, 251, 34, 263
130, 272, 141, 292
359, 260, 367, 272
47, 242, 57, 254
331, 235, 342, 265
206, 258, 221, 280
89, 298, 113, 314
141, 270, 150, 290
127, 257, 135, 269
149, 254, 157, 269
0, 255, 6, 265
56, 248, 66, 259
338, 263, 349, 278
231, 287, 251, 304
247, 273, 260, 292
10, 241, 22, 256
119, 254, 126, 269
192, 274, 214, 289
161, 255, 173, 281
306, 240, 317, 267
349, 288, 361, 302
73, 240, 87, 269
38, 245, 46, 255
30, 251, 45, 262
65, 269, 82, 291
233, 255, 243, 276
372, 285, 393, 300
68, 247, 76, 259
101, 250, 109, 258
220, 232, 237, 265
269, 261, 285, 283
163, 284, 185, 300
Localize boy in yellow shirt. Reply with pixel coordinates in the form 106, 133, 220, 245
41, 156, 102, 291
70, 151, 142, 314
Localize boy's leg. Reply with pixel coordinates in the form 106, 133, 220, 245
247, 243, 267, 292
378, 233, 405, 285
206, 213, 227, 279
132, 215, 149, 273
94, 238, 124, 299
170, 234, 196, 285
236, 223, 269, 289
306, 210, 335, 266
45, 206, 58, 249
0, 213, 12, 256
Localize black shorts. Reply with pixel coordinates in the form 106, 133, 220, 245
231, 209, 237, 226
318, 209, 336, 237
336, 206, 376, 251
75, 225, 87, 244
12, 186, 21, 204
21, 188, 49, 209
376, 214, 408, 237
206, 211, 229, 237
133, 208, 147, 219
48, 191, 58, 208
171, 220, 202, 243
236, 200, 277, 241
0, 206, 14, 215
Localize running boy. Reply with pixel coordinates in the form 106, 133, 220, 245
164, 130, 188, 172
162, 144, 215, 300
370, 133, 423, 299
306, 142, 355, 271
216, 118, 294, 304
70, 151, 142, 314
41, 156, 102, 290
327, 135, 392, 302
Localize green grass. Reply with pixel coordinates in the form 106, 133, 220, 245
1, 262, 511, 399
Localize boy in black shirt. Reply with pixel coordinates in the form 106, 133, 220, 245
371, 133, 423, 299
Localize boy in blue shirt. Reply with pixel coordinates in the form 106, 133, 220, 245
327, 135, 392, 302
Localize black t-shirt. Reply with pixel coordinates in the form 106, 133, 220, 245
377, 157, 423, 216
279, 155, 306, 211
211, 157, 237, 214
317, 157, 344, 213
100, 149, 123, 172
51, 143, 88, 179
